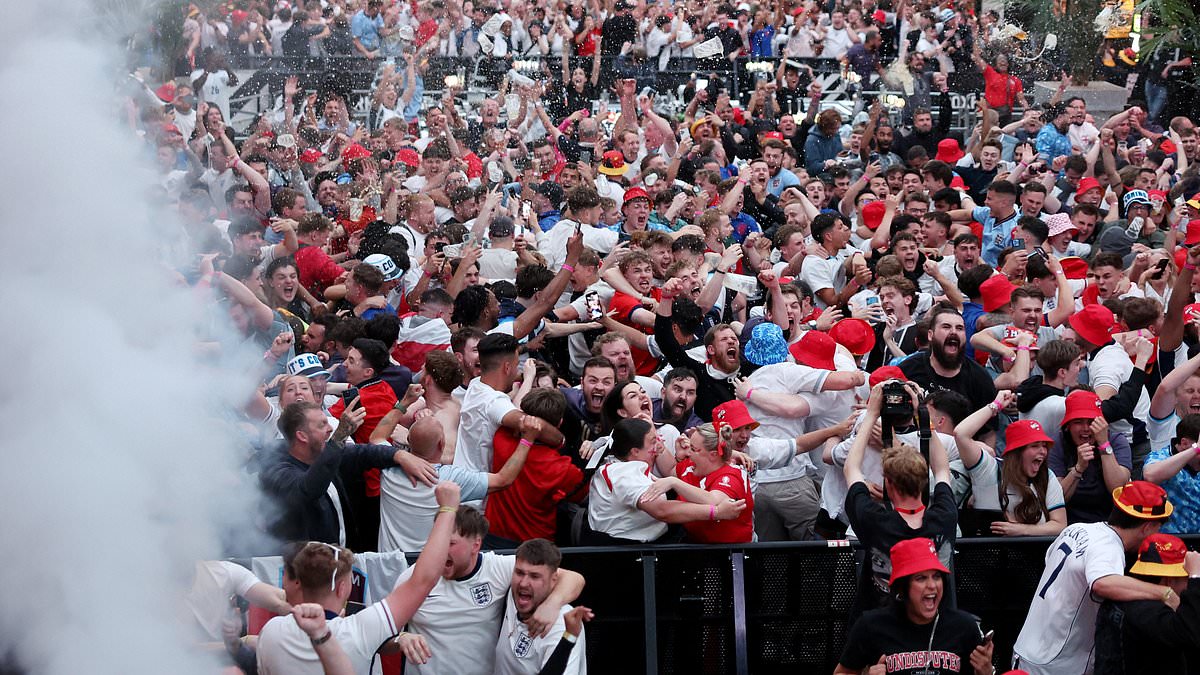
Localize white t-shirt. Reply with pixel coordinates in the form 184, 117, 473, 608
494, 600, 587, 675
399, 552, 516, 675
1087, 343, 1149, 442
540, 219, 618, 271
378, 464, 488, 552
191, 68, 235, 122
455, 377, 517, 474
186, 560, 260, 641
1012, 522, 1126, 675
588, 458, 668, 542
257, 601, 398, 675
964, 450, 1066, 518
746, 360, 833, 483
823, 26, 854, 59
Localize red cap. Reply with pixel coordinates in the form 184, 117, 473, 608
395, 147, 421, 168
788, 330, 837, 370
155, 81, 177, 103
1112, 481, 1173, 520
713, 400, 759, 432
935, 138, 964, 163
1068, 305, 1115, 347
341, 143, 371, 170
980, 275, 1017, 312
1130, 533, 1189, 577
1148, 189, 1169, 201
829, 318, 876, 355
299, 147, 323, 163
1060, 256, 1089, 280
1186, 220, 1200, 246
1161, 139, 1178, 155
622, 186, 650, 207
1076, 176, 1102, 196
1060, 390, 1103, 427
1003, 419, 1054, 455
861, 200, 888, 230
763, 131, 784, 141
888, 538, 949, 586
869, 365, 907, 388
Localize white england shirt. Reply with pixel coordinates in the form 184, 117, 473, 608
398, 552, 517, 675
257, 602, 397, 675
587, 458, 668, 542
494, 600, 587, 675
1012, 522, 1126, 675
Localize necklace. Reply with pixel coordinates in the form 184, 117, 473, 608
894, 503, 926, 515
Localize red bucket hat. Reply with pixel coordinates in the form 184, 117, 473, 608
980, 275, 1017, 312
935, 138, 963, 163
829, 319, 876, 355
1060, 390, 1103, 427
889, 537, 949, 586
1003, 420, 1054, 455
1059, 257, 1089, 280
861, 200, 888, 230
1112, 481, 1173, 520
713, 400, 759, 432
1076, 176, 1102, 196
869, 365, 907, 388
789, 330, 837, 371
1068, 305, 1115, 347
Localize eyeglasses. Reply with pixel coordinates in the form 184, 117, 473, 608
306, 541, 342, 591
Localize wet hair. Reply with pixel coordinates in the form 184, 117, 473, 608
451, 285, 493, 326
424, 350, 464, 392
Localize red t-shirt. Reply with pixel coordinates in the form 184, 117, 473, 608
608, 288, 663, 376
678, 462, 754, 543
485, 428, 586, 542
295, 245, 346, 295
982, 66, 1023, 108
328, 378, 398, 497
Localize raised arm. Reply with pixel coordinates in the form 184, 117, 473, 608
955, 391, 1010, 469
384, 482, 460, 624
844, 384, 883, 485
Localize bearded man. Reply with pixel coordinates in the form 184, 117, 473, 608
898, 305, 999, 440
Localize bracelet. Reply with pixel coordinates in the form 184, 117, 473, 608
1016, 345, 1031, 351
1187, 263, 1198, 272
746, 388, 754, 401
1164, 587, 1175, 602
713, 268, 727, 275
310, 630, 333, 646
709, 505, 717, 521
562, 632, 579, 644
518, 438, 534, 448
561, 263, 575, 273
438, 506, 458, 514
1099, 441, 1113, 454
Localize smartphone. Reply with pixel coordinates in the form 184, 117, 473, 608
435, 241, 447, 253
580, 148, 592, 165
521, 199, 532, 221
342, 386, 360, 410
1030, 246, 1047, 261
1152, 258, 1169, 279
865, 296, 880, 306
980, 630, 995, 645
584, 291, 603, 320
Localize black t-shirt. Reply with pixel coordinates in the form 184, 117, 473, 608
282, 24, 324, 57
845, 481, 959, 610
840, 605, 983, 675
899, 352, 998, 434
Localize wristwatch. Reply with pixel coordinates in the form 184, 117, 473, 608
1099, 442, 1114, 456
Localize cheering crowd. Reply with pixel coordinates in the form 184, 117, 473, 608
141, 0, 1200, 672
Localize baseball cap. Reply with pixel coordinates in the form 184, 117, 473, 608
622, 186, 650, 208
1003, 420, 1054, 456
364, 253, 402, 281
1186, 193, 1200, 210
713, 400, 759, 432
489, 215, 516, 239
764, 131, 785, 141
1112, 480, 1173, 520
889, 538, 949, 586
300, 148, 323, 163
287, 353, 331, 379
1129, 534, 1189, 577
1185, 220, 1200, 246
788, 330, 837, 370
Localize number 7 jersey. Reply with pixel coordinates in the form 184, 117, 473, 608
1012, 522, 1126, 675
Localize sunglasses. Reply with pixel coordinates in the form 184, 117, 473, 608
305, 541, 343, 591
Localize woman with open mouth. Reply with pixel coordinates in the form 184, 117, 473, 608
1050, 390, 1134, 525
596, 379, 682, 477
954, 390, 1067, 537
835, 537, 996, 675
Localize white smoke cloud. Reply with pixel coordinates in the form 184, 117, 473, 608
0, 2, 269, 672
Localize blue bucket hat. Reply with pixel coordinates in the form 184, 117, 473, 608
745, 322, 789, 367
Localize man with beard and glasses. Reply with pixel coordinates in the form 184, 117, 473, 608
655, 277, 741, 422
654, 368, 701, 433
899, 305, 999, 440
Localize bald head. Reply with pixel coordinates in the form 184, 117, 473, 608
407, 416, 445, 461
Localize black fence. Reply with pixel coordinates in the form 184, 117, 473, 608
559, 536, 1190, 675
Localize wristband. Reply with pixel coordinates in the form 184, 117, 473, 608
1187, 263, 1198, 272
438, 506, 458, 514
1099, 441, 1113, 455
519, 438, 534, 448
310, 630, 333, 646
393, 402, 409, 414
709, 505, 717, 521
423, 268, 434, 278
1016, 345, 1031, 351
561, 263, 575, 273
562, 632, 579, 644
746, 388, 754, 402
